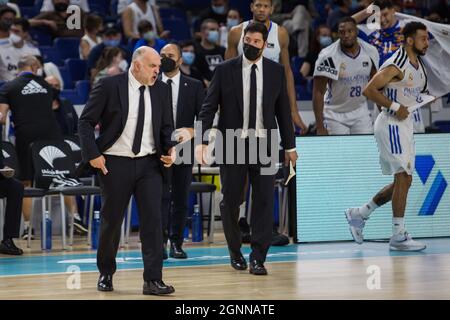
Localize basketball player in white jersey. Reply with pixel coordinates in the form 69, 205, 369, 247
313, 17, 378, 135
345, 22, 429, 251
225, 0, 308, 134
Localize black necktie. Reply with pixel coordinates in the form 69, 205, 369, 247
249, 64, 257, 130
167, 79, 175, 127
132, 85, 146, 155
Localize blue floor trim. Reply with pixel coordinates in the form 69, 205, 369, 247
1, 239, 450, 277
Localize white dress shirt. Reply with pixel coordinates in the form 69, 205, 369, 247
104, 70, 156, 157
242, 55, 266, 138
162, 71, 180, 127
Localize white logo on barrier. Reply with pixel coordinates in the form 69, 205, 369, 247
39, 146, 66, 168
66, 265, 81, 290
366, 265, 381, 290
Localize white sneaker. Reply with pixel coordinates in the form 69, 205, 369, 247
345, 208, 366, 244
389, 231, 426, 252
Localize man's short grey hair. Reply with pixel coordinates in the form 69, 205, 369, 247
18, 55, 39, 70
132, 47, 146, 62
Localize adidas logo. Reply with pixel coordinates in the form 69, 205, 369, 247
39, 146, 66, 168
2, 150, 9, 158
317, 57, 338, 76
21, 80, 48, 95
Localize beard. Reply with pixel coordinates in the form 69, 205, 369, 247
413, 45, 427, 56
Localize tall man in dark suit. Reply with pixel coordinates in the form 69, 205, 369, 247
0, 126, 24, 256
159, 43, 205, 259
78, 46, 177, 295
196, 22, 298, 275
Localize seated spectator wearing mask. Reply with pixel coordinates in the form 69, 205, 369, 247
197, 0, 229, 31
87, 27, 130, 80
10, 18, 40, 55
91, 47, 127, 84
46, 75, 78, 135
30, 0, 85, 38
219, 8, 242, 48
133, 20, 167, 53
300, 25, 332, 78
0, 133, 24, 256
179, 40, 205, 86
79, 14, 103, 60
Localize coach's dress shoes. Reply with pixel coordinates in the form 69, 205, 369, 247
143, 280, 175, 295
249, 260, 268, 275
230, 254, 247, 271
169, 243, 187, 259
97, 274, 113, 292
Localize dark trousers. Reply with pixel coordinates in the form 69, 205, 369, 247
97, 154, 163, 281
0, 178, 24, 240
162, 164, 193, 246
220, 164, 275, 263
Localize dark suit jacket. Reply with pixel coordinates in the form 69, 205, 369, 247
173, 74, 204, 130
198, 56, 295, 152
78, 72, 176, 173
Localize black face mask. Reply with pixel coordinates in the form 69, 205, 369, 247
160, 57, 177, 73
243, 43, 262, 61
54, 3, 69, 12
52, 87, 61, 100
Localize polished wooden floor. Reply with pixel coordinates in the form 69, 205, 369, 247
2, 235, 450, 300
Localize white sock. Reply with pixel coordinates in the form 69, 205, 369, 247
359, 200, 379, 219
73, 212, 81, 221
239, 202, 246, 219
392, 217, 405, 235
24, 220, 30, 229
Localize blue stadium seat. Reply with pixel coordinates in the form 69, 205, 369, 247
65, 59, 87, 83
89, 0, 110, 17
20, 6, 38, 19
30, 28, 53, 46
54, 38, 81, 60
291, 56, 305, 85
59, 66, 73, 89
39, 46, 63, 66
60, 89, 83, 105
75, 80, 91, 104
0, 81, 5, 88
434, 121, 450, 133
295, 85, 312, 101
163, 18, 192, 41
229, 0, 252, 20
182, 0, 211, 10
159, 8, 187, 22
17, 0, 35, 6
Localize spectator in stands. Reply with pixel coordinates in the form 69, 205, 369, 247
40, 0, 90, 12
300, 25, 332, 78
10, 19, 40, 56
30, 0, 85, 38
179, 40, 205, 85
35, 55, 65, 89
0, 7, 26, 81
87, 27, 129, 79
46, 76, 78, 136
0, 135, 24, 256
194, 19, 226, 85
121, 0, 167, 40
133, 20, 167, 53
219, 8, 242, 48
0, 0, 20, 17
91, 47, 126, 84
0, 56, 87, 239
282, 0, 313, 58
79, 14, 103, 60
327, 0, 352, 32
197, 0, 229, 30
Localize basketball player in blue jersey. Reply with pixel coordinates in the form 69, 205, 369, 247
345, 22, 429, 252
352, 0, 425, 133
225, 0, 308, 134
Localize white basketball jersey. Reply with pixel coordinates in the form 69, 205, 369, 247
238, 20, 280, 63
380, 47, 427, 124
321, 45, 375, 113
